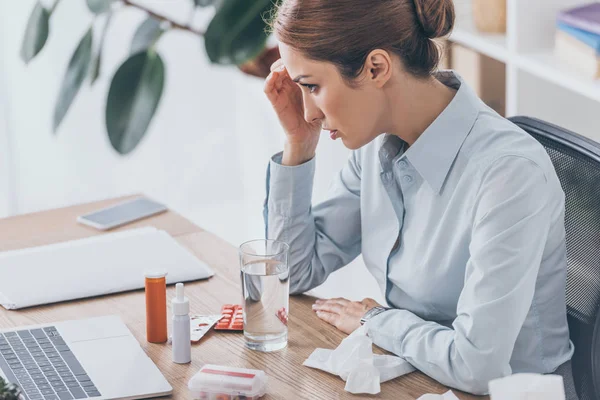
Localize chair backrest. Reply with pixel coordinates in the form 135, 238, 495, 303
510, 116, 600, 400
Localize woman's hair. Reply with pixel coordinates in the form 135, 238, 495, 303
268, 0, 455, 82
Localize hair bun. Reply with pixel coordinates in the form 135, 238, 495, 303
412, 0, 455, 39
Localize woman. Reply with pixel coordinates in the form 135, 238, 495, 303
262, 0, 576, 396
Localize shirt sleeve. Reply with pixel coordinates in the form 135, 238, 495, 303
366, 155, 557, 395
264, 150, 362, 294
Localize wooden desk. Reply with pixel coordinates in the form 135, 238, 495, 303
0, 196, 484, 400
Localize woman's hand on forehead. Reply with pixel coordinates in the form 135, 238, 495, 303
270, 58, 285, 72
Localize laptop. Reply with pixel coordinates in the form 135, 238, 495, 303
0, 315, 173, 400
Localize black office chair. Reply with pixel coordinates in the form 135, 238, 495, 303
510, 116, 600, 400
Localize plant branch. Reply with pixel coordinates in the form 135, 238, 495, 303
121, 0, 204, 36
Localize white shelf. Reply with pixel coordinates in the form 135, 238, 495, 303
446, 0, 600, 141
517, 51, 600, 103
450, 19, 508, 63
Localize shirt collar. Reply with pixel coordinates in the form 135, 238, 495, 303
378, 71, 480, 194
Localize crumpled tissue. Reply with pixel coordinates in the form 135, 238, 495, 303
302, 325, 415, 394
488, 373, 566, 400
417, 390, 459, 400
417, 372, 566, 400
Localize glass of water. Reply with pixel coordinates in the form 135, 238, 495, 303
239, 239, 290, 352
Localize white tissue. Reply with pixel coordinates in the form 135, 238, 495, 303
303, 325, 415, 394
417, 390, 459, 400
488, 373, 566, 400
416, 373, 566, 400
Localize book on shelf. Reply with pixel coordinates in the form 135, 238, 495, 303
557, 3, 600, 36
555, 24, 600, 79
557, 22, 600, 53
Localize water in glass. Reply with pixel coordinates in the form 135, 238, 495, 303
241, 258, 289, 351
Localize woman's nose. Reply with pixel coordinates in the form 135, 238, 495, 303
303, 96, 324, 123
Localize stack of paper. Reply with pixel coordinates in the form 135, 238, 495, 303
0, 227, 214, 310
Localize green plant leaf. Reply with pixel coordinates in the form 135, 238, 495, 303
130, 16, 162, 55
204, 0, 273, 65
106, 51, 165, 155
20, 2, 50, 63
0, 375, 21, 400
53, 27, 93, 132
90, 11, 113, 84
86, 0, 116, 14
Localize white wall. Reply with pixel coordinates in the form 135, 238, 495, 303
0, 72, 11, 218
0, 26, 15, 219
0, 0, 385, 304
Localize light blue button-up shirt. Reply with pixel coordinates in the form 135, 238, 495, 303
264, 71, 574, 395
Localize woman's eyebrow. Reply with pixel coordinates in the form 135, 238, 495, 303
292, 75, 312, 83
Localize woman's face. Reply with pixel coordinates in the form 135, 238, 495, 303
278, 43, 387, 150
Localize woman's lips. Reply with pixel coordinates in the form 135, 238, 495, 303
329, 130, 338, 140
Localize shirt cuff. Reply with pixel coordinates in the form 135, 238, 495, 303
365, 309, 424, 354
268, 152, 316, 218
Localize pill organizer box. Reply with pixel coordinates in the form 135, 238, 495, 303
188, 364, 267, 399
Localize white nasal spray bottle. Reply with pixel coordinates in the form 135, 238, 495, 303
172, 282, 191, 363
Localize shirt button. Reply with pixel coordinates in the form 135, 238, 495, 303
403, 175, 413, 184
398, 160, 408, 168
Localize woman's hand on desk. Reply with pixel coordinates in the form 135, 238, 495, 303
312, 298, 382, 334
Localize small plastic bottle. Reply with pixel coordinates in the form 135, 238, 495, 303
172, 282, 191, 364
145, 271, 168, 343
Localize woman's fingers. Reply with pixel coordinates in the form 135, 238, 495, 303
280, 74, 293, 92
274, 70, 287, 92
315, 297, 352, 306
264, 70, 277, 93
270, 58, 284, 72
265, 67, 289, 95
265, 61, 298, 105
318, 298, 351, 307
270, 61, 290, 87
315, 310, 338, 327
331, 298, 351, 305
264, 71, 287, 105
313, 301, 344, 314
313, 299, 368, 334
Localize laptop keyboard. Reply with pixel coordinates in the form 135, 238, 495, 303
0, 326, 101, 400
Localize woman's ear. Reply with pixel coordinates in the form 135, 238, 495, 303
364, 49, 393, 88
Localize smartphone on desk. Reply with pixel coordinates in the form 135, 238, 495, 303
77, 197, 168, 230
